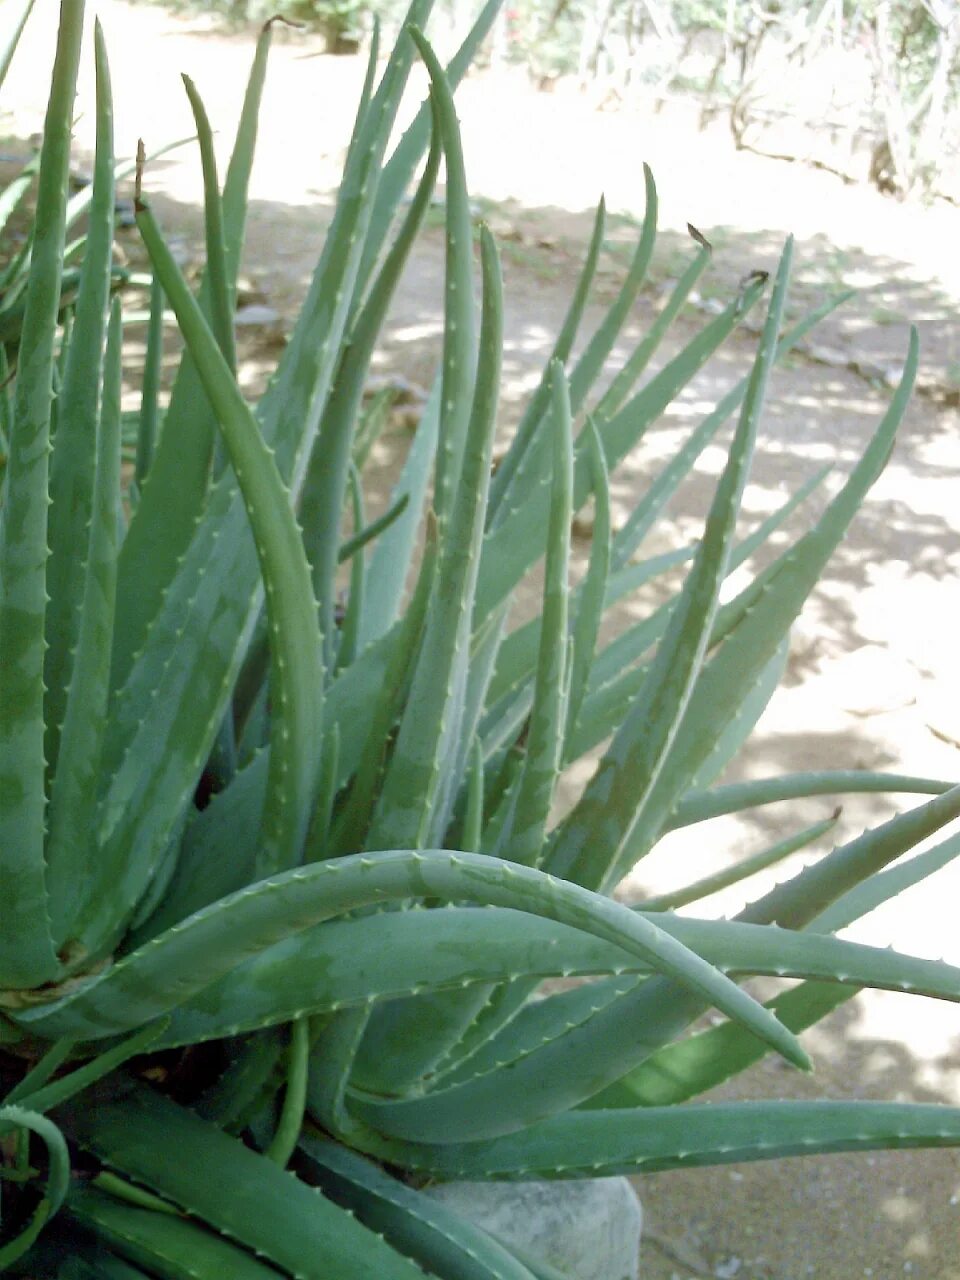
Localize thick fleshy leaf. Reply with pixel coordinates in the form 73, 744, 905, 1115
298, 1135, 539, 1280
0, 0, 85, 989
378, 1101, 960, 1179
58, 1085, 425, 1280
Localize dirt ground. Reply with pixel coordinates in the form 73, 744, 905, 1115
3, 3, 960, 1276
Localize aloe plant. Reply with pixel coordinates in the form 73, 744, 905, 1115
2, 3, 960, 1276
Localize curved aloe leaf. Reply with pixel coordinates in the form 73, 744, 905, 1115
669, 770, 955, 829
641, 809, 840, 912
13, 850, 805, 1081
583, 980, 852, 1109
298, 1134, 539, 1280
181, 73, 236, 374
408, 27, 475, 525
382, 1100, 960, 1179
0, 1107, 70, 1268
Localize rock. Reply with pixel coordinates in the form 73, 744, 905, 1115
234, 304, 283, 330
422, 1177, 642, 1280
234, 304, 286, 347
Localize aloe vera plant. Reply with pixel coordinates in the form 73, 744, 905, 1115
2, 3, 960, 1276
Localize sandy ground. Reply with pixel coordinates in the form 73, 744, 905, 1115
3, 2, 960, 1276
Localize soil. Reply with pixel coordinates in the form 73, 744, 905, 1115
3, 3, 960, 1276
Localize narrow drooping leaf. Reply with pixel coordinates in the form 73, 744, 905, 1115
641, 809, 840, 912
669, 770, 955, 830
0, 1107, 70, 1268
13, 851, 806, 1082
378, 1100, 960, 1180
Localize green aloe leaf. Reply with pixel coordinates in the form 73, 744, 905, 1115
583, 981, 852, 1108
409, 27, 475, 527
810, 827, 960, 934
605, 327, 921, 883
641, 809, 840, 912
505, 364, 572, 868
181, 73, 236, 375
298, 1134, 539, 1280
564, 418, 609, 748
12, 850, 805, 1083
367, 222, 501, 849
357, 0, 498, 292
568, 164, 658, 414
592, 240, 711, 425
43, 12, 115, 884
9, 1020, 167, 1117
486, 195, 607, 529
65, 1187, 284, 1279
669, 770, 955, 829
0, 0, 36, 94
475, 273, 767, 620
133, 274, 163, 488
0, 1107, 70, 1268
45, 298, 122, 942
112, 20, 275, 691
0, 0, 85, 989
360, 379, 440, 648
302, 87, 440, 659
383, 1100, 960, 1179
132, 194, 324, 882
56, 1083, 438, 1279
594, 782, 960, 1107
548, 242, 793, 892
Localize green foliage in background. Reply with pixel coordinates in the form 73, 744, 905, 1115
2, 2, 960, 1276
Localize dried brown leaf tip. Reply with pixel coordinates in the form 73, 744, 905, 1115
687, 222, 712, 252
134, 138, 145, 210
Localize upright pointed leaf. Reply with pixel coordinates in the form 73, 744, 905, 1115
0, 0, 85, 989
